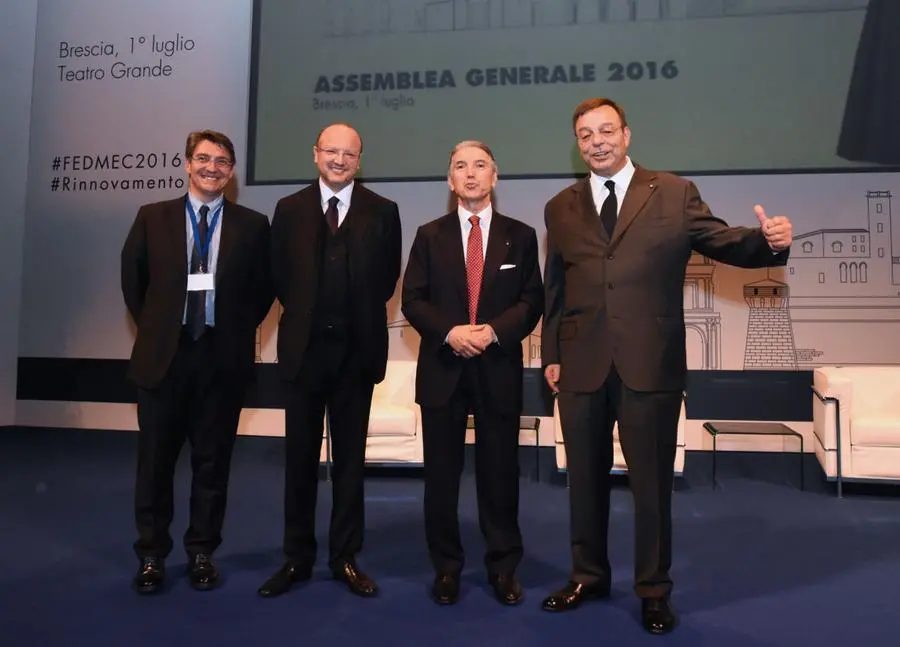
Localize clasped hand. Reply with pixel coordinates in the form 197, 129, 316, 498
448, 324, 495, 358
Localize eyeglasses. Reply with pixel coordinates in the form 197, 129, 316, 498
315, 146, 360, 162
191, 154, 234, 169
577, 126, 624, 144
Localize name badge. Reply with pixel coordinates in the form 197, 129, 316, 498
187, 273, 214, 292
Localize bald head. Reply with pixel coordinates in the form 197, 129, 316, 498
314, 123, 363, 190
316, 123, 363, 152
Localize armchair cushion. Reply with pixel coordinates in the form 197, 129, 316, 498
368, 404, 417, 438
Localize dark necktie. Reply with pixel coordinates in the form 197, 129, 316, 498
599, 179, 617, 239
465, 215, 483, 324
187, 204, 209, 340
325, 196, 339, 234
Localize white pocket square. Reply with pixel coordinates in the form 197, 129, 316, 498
499, 264, 516, 270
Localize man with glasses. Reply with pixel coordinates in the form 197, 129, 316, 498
259, 122, 402, 599
541, 98, 793, 634
121, 130, 274, 594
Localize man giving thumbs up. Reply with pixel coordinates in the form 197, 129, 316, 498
541, 97, 795, 635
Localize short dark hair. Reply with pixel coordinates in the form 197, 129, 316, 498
185, 130, 236, 164
571, 98, 628, 133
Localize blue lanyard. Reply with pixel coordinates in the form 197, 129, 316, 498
186, 199, 222, 270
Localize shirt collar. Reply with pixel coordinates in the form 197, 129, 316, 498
187, 191, 224, 215
590, 156, 636, 195
319, 178, 354, 209
457, 203, 492, 228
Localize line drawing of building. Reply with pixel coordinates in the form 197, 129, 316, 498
739, 189, 899, 369
789, 191, 897, 288
685, 252, 722, 370
320, 0, 868, 37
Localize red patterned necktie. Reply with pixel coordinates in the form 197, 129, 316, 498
466, 215, 483, 324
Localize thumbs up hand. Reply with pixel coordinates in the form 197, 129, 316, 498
755, 204, 792, 251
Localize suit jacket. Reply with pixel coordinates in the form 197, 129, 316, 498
271, 182, 402, 383
542, 166, 790, 393
121, 195, 274, 389
402, 211, 544, 414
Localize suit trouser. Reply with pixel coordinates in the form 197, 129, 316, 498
420, 360, 523, 577
557, 365, 681, 598
282, 337, 374, 570
134, 328, 244, 559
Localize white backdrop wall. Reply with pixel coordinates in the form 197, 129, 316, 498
0, 0, 39, 426
14, 0, 900, 453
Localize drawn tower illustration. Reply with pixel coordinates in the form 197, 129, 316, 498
868, 190, 899, 285
743, 273, 797, 369
773, 188, 900, 367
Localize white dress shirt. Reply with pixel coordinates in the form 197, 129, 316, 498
589, 156, 636, 217
319, 178, 354, 226
183, 191, 223, 326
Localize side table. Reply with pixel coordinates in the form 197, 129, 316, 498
702, 421, 804, 490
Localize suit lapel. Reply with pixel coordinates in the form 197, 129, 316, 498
167, 196, 189, 284
572, 178, 607, 240
345, 184, 370, 282
215, 199, 239, 286
480, 213, 508, 295
611, 166, 658, 245
440, 213, 469, 309
300, 183, 326, 278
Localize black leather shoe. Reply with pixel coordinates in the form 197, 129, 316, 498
431, 574, 460, 605
489, 573, 523, 606
187, 553, 219, 591
332, 560, 378, 597
133, 557, 165, 594
541, 580, 610, 612
257, 562, 313, 598
642, 596, 677, 634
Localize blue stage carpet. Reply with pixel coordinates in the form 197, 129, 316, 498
1, 427, 899, 646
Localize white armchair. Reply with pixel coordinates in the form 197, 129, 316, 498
366, 360, 423, 464
812, 365, 900, 495
553, 397, 687, 476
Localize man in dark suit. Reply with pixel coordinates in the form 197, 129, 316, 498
402, 141, 543, 606
121, 129, 273, 594
541, 98, 793, 634
258, 123, 402, 598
